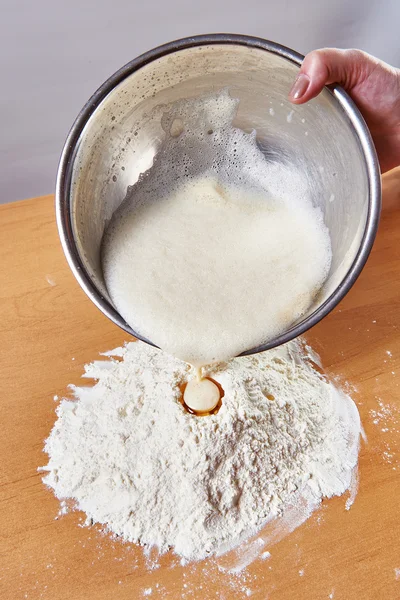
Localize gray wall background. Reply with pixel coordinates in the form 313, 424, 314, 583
1, 0, 399, 203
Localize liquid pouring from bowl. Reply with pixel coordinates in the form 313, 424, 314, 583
56, 34, 381, 408
101, 90, 333, 400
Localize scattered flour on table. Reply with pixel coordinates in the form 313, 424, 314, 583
370, 397, 400, 469
40, 339, 361, 561
45, 274, 56, 287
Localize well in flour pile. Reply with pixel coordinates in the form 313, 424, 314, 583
40, 339, 361, 561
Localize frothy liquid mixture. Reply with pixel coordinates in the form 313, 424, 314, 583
102, 91, 332, 374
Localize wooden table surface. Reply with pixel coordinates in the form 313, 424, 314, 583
1, 170, 400, 600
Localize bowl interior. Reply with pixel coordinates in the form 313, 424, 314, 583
63, 40, 375, 350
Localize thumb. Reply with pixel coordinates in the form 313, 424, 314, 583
288, 48, 378, 104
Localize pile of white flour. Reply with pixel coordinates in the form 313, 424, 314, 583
41, 340, 361, 561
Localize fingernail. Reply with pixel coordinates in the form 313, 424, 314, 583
289, 74, 310, 100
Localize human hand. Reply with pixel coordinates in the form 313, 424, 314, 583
288, 49, 400, 173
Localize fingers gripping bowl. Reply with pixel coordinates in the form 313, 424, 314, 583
56, 34, 381, 355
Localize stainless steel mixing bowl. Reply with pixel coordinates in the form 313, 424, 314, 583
56, 34, 381, 355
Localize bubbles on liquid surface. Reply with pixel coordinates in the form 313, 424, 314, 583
102, 89, 332, 369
